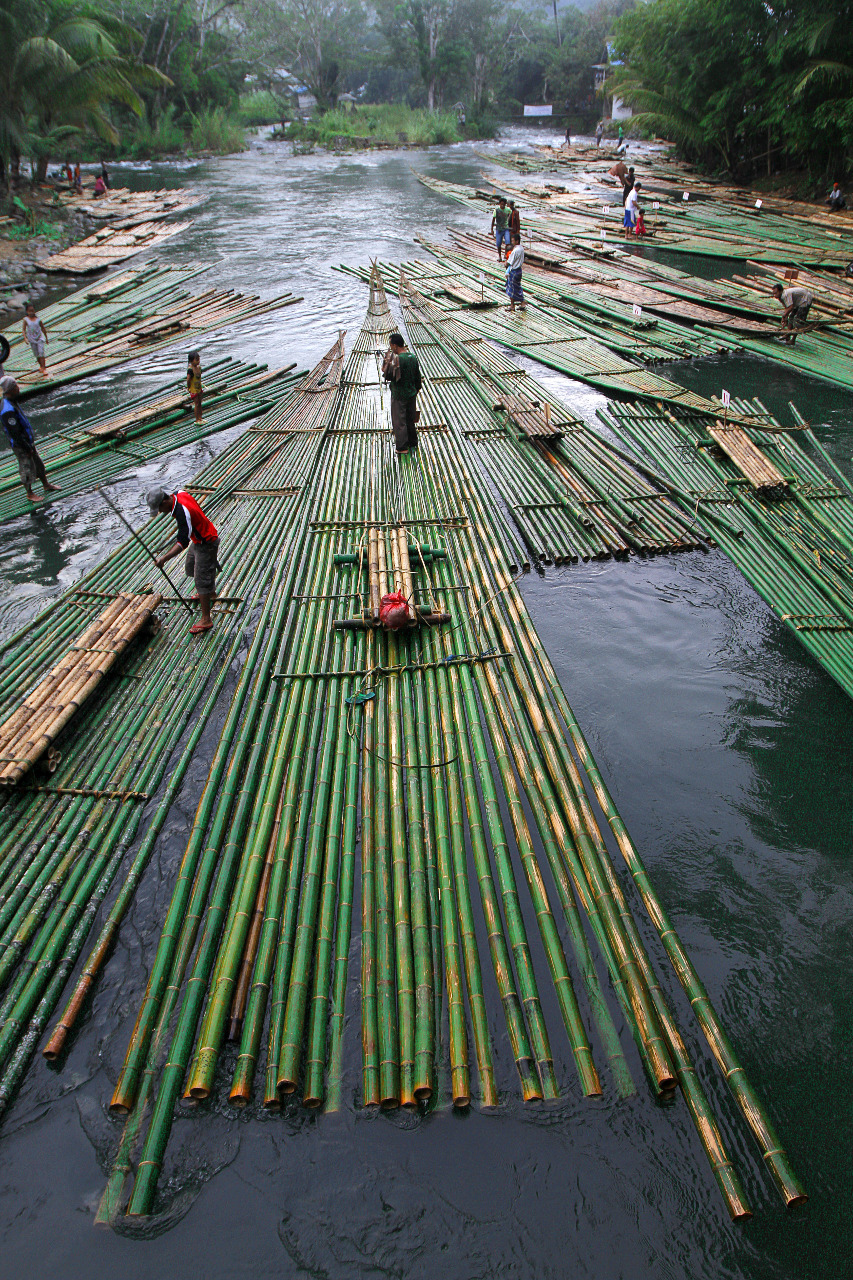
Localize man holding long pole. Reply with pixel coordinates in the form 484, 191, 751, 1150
146, 485, 220, 635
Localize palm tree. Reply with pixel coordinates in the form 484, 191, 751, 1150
0, 0, 168, 185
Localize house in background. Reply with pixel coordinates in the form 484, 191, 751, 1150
593, 58, 633, 123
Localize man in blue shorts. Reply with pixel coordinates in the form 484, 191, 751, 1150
490, 198, 511, 261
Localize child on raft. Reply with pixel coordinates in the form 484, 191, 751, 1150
187, 350, 203, 423
22, 304, 47, 376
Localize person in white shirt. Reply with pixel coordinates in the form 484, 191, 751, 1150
623, 182, 641, 233
771, 282, 814, 344
505, 235, 526, 312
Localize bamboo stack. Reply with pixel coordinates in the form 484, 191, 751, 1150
91, 269, 804, 1227
706, 420, 789, 493
0, 593, 162, 784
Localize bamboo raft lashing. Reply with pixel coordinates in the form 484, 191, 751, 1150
0, 593, 162, 784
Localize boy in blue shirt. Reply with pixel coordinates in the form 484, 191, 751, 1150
0, 377, 58, 502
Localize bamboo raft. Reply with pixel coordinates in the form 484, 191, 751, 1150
0, 358, 303, 526
413, 172, 853, 391
66, 273, 805, 1226
1, 266, 301, 394
42, 220, 194, 274
397, 274, 703, 563
598, 396, 853, 696
0, 593, 162, 784
0, 339, 342, 1127
64, 188, 204, 228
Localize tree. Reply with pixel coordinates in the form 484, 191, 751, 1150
253, 0, 365, 109
0, 0, 167, 183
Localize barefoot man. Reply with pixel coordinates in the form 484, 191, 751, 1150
0, 376, 59, 503
147, 485, 220, 635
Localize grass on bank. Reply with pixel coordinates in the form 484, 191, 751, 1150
121, 104, 246, 159
284, 103, 497, 148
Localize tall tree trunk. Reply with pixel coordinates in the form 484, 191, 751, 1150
553, 0, 561, 46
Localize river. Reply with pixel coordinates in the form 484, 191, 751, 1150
0, 127, 850, 1280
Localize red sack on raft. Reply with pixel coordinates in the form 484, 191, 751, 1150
379, 590, 412, 630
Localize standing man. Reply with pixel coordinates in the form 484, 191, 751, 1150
595, 121, 604, 147
147, 485, 220, 634
509, 200, 521, 241
624, 181, 641, 234
621, 166, 636, 206
771, 282, 813, 344
0, 377, 58, 503
505, 235, 526, 312
382, 332, 422, 456
490, 197, 511, 261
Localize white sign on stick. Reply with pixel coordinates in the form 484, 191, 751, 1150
721, 389, 731, 408
652, 201, 661, 210
682, 191, 690, 201
755, 199, 763, 208
602, 205, 609, 215
632, 303, 642, 317
600, 229, 607, 240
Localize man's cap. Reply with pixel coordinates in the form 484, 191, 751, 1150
145, 486, 170, 515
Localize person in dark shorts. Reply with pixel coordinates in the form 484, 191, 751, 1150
0, 376, 58, 503
147, 485, 220, 634
381, 333, 422, 455
771, 283, 814, 344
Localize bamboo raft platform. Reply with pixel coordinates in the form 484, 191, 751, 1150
0, 593, 162, 784
1, 266, 301, 394
396, 273, 703, 563
0, 338, 344, 1129
61, 271, 805, 1226
599, 396, 853, 696
42, 219, 194, 275
62, 187, 204, 229
0, 358, 303, 526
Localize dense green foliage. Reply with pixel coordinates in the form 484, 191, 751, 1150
286, 103, 467, 147
6, 0, 843, 182
4, 0, 630, 173
612, 0, 853, 183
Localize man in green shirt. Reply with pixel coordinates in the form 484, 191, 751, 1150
491, 197, 511, 261
382, 332, 423, 454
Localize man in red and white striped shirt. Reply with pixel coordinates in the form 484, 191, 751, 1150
147, 486, 220, 635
